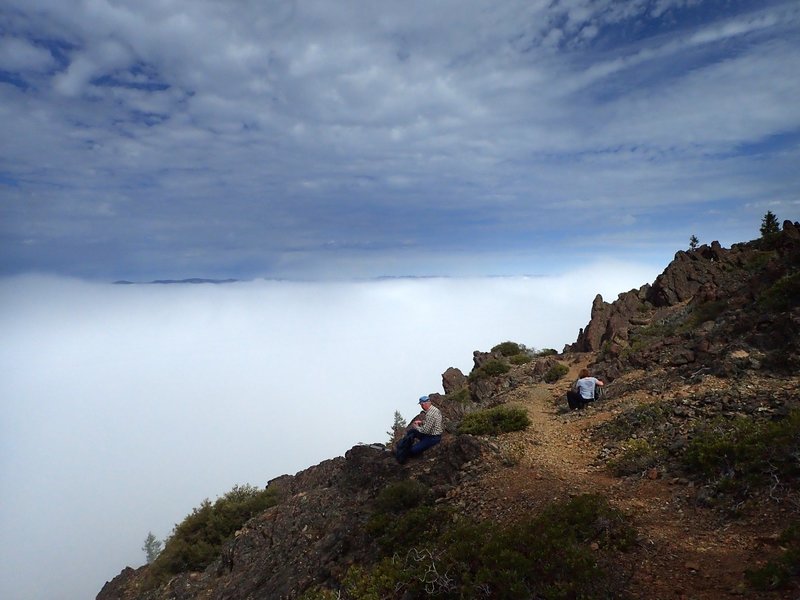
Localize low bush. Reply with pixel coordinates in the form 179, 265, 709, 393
447, 387, 471, 404
684, 299, 728, 329
758, 272, 800, 311
595, 402, 672, 442
543, 362, 569, 383
608, 438, 661, 476
306, 494, 636, 599
743, 250, 776, 273
491, 341, 524, 356
148, 484, 281, 583
533, 348, 559, 357
509, 353, 532, 365
632, 321, 676, 340
682, 410, 800, 499
373, 480, 431, 514
746, 521, 800, 591
469, 359, 511, 380
366, 482, 446, 554
458, 405, 530, 436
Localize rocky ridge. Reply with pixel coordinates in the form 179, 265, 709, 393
98, 223, 800, 600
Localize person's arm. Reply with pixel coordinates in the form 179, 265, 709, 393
418, 408, 442, 435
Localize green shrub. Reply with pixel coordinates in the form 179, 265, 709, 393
543, 362, 569, 383
746, 521, 800, 591
373, 480, 431, 514
533, 348, 559, 357
633, 321, 675, 340
469, 359, 511, 380
366, 480, 440, 554
684, 299, 728, 329
458, 405, 530, 436
447, 387, 471, 404
492, 341, 523, 356
149, 484, 280, 582
682, 410, 800, 498
744, 251, 776, 273
675, 299, 728, 333
509, 353, 532, 365
608, 438, 661, 476
758, 272, 800, 311
328, 494, 635, 599
366, 504, 448, 554
595, 402, 672, 442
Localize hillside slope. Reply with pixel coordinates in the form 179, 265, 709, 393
98, 223, 800, 599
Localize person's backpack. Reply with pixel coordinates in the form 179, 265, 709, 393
593, 383, 605, 402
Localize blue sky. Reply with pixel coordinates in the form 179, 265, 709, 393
1, 0, 799, 280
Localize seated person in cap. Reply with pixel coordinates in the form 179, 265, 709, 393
394, 395, 443, 464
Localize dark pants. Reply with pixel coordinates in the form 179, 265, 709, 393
395, 429, 442, 464
567, 391, 592, 410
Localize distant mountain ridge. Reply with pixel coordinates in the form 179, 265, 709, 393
97, 221, 800, 600
113, 278, 240, 285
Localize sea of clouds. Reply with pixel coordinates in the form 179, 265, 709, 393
0, 264, 660, 599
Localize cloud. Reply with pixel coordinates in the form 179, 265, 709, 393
0, 266, 659, 599
0, 37, 55, 72
0, 1, 798, 279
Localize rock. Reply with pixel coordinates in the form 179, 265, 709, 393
441, 367, 467, 394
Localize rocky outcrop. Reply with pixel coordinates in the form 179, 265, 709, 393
569, 287, 651, 353
568, 223, 800, 380
97, 436, 495, 600
465, 354, 565, 404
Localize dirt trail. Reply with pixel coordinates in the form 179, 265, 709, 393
463, 358, 795, 599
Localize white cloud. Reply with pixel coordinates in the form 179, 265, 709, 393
0, 1, 797, 279
0, 37, 55, 72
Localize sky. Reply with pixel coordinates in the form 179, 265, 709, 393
0, 268, 659, 600
1, 0, 798, 281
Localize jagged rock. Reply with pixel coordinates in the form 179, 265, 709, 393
441, 366, 468, 394
96, 567, 143, 600
472, 349, 502, 369
569, 286, 652, 353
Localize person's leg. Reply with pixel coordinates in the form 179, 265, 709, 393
395, 429, 420, 464
409, 434, 442, 456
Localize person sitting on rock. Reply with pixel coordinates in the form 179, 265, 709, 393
395, 395, 443, 464
566, 368, 604, 410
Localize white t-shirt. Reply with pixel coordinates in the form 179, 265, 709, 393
575, 377, 600, 400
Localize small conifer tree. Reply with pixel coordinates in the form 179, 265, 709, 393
689, 234, 699, 250
142, 531, 162, 564
760, 210, 780, 237
388, 410, 407, 444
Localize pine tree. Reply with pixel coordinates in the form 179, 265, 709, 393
387, 410, 407, 444
689, 234, 699, 250
760, 211, 780, 237
142, 531, 163, 564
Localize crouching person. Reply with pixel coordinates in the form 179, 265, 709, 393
566, 368, 604, 410
395, 395, 443, 464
